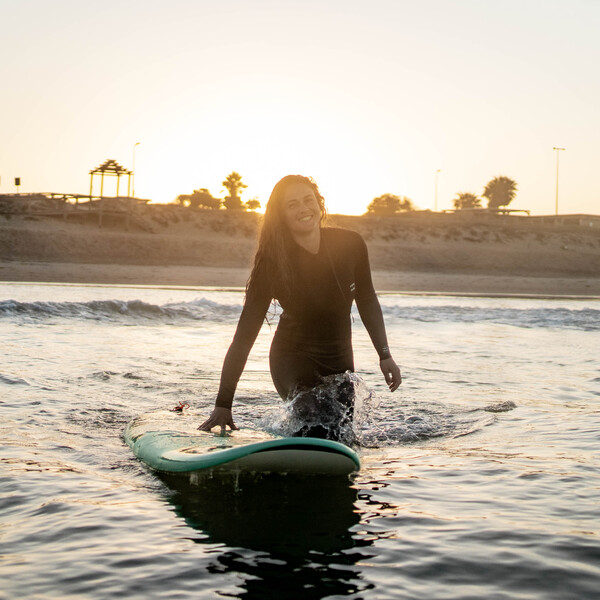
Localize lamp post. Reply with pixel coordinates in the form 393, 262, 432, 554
434, 169, 441, 212
553, 147, 565, 216
132, 142, 140, 198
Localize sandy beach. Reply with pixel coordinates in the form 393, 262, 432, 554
1, 261, 599, 298
1, 210, 599, 297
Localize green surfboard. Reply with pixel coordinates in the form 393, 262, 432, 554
125, 410, 360, 476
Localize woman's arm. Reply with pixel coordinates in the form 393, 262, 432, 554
199, 283, 272, 431
353, 234, 402, 391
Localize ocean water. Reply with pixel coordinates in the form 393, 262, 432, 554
1, 282, 599, 600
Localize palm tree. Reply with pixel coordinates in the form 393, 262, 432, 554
453, 192, 482, 210
222, 172, 247, 210
482, 176, 517, 210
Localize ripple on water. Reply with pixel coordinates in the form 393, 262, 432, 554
2, 286, 599, 600
0, 373, 30, 386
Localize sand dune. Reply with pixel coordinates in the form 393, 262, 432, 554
1, 209, 599, 297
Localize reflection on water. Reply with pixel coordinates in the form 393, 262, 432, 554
159, 471, 375, 598
160, 471, 359, 554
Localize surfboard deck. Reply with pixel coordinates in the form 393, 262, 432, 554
124, 410, 360, 476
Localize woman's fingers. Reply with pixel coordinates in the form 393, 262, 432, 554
198, 417, 216, 431
198, 407, 239, 432
198, 419, 213, 432
380, 358, 402, 392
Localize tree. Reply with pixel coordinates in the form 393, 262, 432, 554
453, 192, 482, 210
188, 188, 220, 210
222, 171, 247, 210
175, 194, 191, 206
482, 176, 517, 210
244, 198, 261, 212
366, 194, 415, 215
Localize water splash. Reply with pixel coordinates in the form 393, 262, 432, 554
258, 371, 497, 448
260, 372, 367, 446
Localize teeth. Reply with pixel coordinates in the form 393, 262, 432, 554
299, 215, 312, 222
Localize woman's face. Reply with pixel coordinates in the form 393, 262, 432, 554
281, 183, 322, 235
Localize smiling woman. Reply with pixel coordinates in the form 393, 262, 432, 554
280, 180, 326, 248
199, 174, 402, 440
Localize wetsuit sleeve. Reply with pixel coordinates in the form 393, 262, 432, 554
353, 234, 392, 361
215, 277, 272, 409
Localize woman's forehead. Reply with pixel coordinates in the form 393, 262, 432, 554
283, 183, 315, 202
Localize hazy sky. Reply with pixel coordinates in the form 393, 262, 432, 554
1, 0, 599, 215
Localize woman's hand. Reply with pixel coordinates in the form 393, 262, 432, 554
380, 357, 402, 391
198, 407, 239, 433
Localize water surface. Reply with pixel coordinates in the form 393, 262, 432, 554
1, 283, 599, 599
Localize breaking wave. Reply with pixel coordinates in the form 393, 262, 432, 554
1, 296, 597, 331
0, 298, 243, 324
380, 303, 600, 331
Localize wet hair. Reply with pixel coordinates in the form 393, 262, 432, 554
246, 175, 327, 301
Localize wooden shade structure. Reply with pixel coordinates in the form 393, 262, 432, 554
89, 159, 132, 198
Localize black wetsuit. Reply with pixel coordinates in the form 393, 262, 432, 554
215, 228, 391, 414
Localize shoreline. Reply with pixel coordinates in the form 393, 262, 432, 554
2, 213, 599, 299
1, 260, 599, 298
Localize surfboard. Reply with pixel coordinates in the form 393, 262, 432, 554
124, 410, 360, 476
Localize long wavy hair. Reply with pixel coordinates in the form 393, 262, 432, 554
247, 175, 327, 301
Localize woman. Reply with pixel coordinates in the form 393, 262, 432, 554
199, 175, 401, 437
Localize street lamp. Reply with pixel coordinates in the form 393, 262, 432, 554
553, 147, 565, 216
434, 169, 441, 211
132, 142, 140, 198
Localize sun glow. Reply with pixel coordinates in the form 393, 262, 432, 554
132, 82, 408, 215
1, 1, 599, 216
